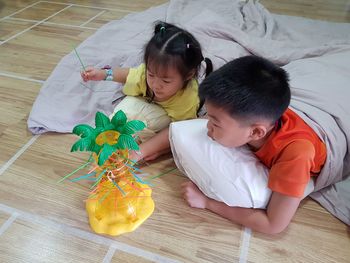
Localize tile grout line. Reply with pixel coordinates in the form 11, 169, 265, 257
102, 244, 117, 263
37, 20, 98, 30
0, 71, 45, 83
0, 203, 180, 263
8, 17, 98, 30
0, 135, 40, 176
80, 10, 106, 27
0, 213, 19, 236
0, 1, 40, 22
0, 4, 73, 46
40, 0, 134, 13
238, 227, 252, 263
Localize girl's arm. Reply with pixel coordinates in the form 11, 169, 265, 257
81, 67, 130, 84
182, 181, 301, 234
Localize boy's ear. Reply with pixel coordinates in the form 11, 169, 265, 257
249, 124, 269, 140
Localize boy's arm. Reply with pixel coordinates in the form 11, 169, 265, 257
132, 127, 171, 161
182, 181, 301, 234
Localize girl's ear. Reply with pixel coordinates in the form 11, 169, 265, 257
185, 69, 196, 81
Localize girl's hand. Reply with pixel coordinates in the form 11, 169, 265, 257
129, 150, 144, 163
181, 181, 209, 209
81, 67, 106, 82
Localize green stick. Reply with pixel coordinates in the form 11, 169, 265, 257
147, 167, 177, 180
74, 48, 86, 71
57, 160, 91, 183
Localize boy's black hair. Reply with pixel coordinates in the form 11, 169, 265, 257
144, 21, 212, 80
199, 56, 290, 123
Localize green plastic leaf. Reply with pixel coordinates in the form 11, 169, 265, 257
98, 144, 116, 166
71, 137, 95, 152
94, 127, 104, 135
122, 120, 146, 135
72, 124, 94, 138
92, 143, 102, 155
86, 140, 98, 152
95, 112, 111, 129
116, 134, 139, 151
111, 110, 127, 130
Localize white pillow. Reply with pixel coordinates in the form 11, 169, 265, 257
170, 119, 271, 208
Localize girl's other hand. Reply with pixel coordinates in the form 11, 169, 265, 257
81, 67, 106, 82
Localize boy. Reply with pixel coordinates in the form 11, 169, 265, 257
181, 56, 326, 234
135, 56, 327, 234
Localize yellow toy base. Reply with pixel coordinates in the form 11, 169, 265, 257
86, 181, 154, 236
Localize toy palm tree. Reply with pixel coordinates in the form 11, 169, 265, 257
71, 110, 144, 165
65, 110, 155, 236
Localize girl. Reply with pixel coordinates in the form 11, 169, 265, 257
81, 21, 212, 161
81, 21, 212, 147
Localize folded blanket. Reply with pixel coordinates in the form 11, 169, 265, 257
285, 51, 350, 224
28, 0, 350, 134
28, 0, 350, 224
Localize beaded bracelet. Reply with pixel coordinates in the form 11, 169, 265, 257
104, 68, 113, 81
101, 65, 113, 81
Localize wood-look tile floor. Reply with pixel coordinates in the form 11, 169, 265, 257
0, 1, 349, 262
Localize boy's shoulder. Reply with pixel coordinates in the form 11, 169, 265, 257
255, 108, 327, 168
256, 109, 327, 197
263, 108, 319, 149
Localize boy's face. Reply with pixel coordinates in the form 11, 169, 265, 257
205, 102, 253, 148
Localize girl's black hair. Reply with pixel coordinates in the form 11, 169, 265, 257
144, 21, 212, 82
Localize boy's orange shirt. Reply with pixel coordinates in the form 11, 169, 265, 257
255, 108, 327, 198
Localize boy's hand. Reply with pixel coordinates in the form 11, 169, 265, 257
181, 181, 208, 209
81, 67, 106, 82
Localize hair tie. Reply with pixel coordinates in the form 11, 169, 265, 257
186, 44, 190, 49
160, 26, 166, 36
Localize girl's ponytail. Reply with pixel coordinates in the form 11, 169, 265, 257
154, 22, 177, 37
197, 57, 213, 116
154, 22, 164, 34
203, 57, 213, 78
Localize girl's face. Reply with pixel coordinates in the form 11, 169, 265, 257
146, 64, 190, 102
